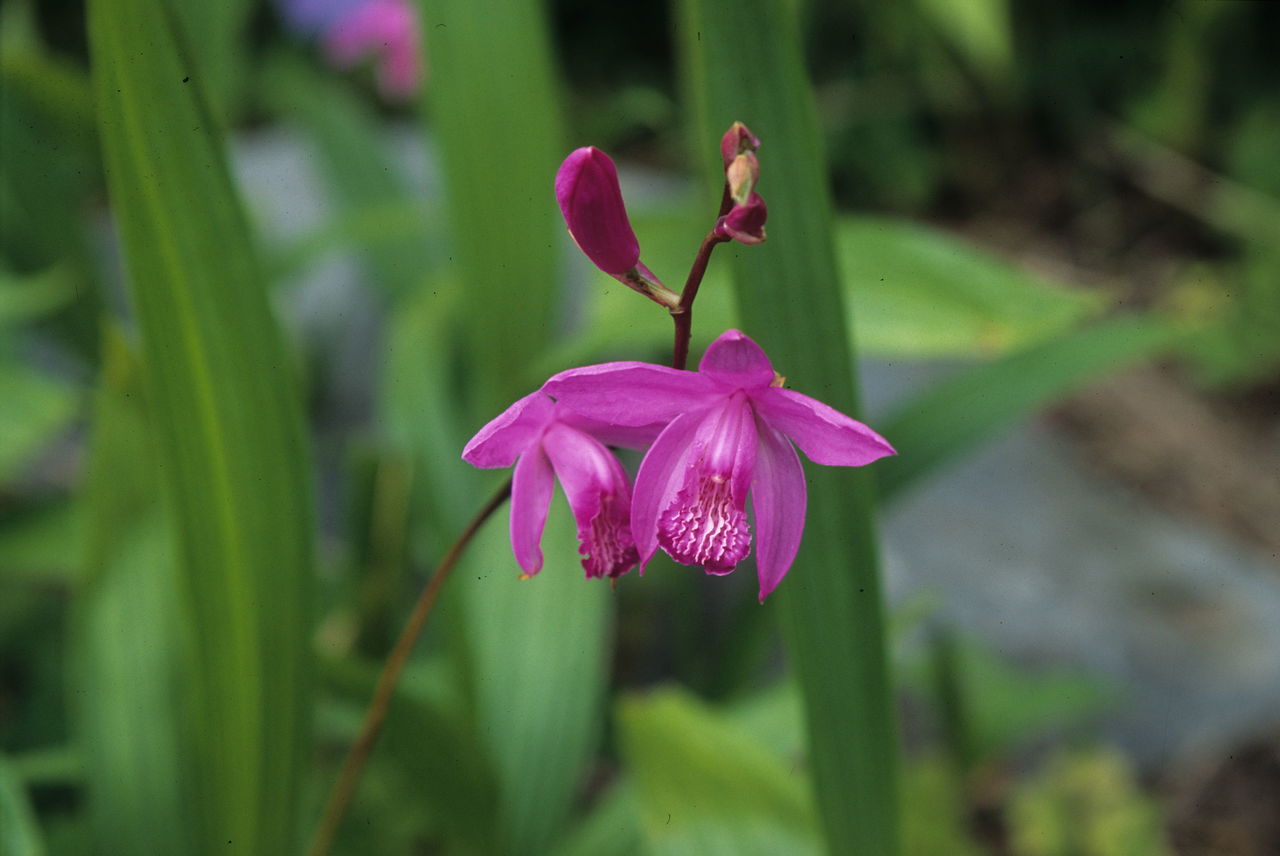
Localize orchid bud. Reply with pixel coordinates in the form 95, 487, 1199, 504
720, 121, 761, 169
726, 152, 759, 205
555, 147, 641, 276
715, 193, 767, 245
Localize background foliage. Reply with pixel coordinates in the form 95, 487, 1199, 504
3, 0, 1277, 853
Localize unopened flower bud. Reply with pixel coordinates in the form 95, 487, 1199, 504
555, 147, 641, 276
715, 193, 767, 245
720, 121, 761, 169
726, 152, 759, 205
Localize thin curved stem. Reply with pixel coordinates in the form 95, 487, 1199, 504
670, 231, 729, 370
306, 476, 513, 856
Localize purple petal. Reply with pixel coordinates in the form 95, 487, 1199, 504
559, 412, 666, 451
543, 362, 720, 427
716, 193, 767, 245
750, 418, 807, 601
510, 444, 555, 574
720, 121, 761, 168
542, 423, 639, 578
461, 391, 554, 468
555, 148, 640, 276
753, 387, 896, 467
698, 329, 776, 390
630, 408, 710, 568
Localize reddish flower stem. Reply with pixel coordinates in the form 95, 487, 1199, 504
306, 476, 513, 856
671, 231, 729, 370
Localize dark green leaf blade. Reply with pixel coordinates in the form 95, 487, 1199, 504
680, 1, 901, 853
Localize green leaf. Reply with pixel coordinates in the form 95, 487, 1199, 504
618, 688, 820, 856
448, 499, 612, 854
88, 1, 315, 852
0, 264, 77, 327
75, 328, 190, 855
680, 1, 901, 853
423, 0, 564, 413
0, 501, 81, 584
551, 781, 646, 856
838, 217, 1102, 358
422, 2, 611, 851
0, 752, 46, 856
0, 362, 78, 485
877, 315, 1183, 502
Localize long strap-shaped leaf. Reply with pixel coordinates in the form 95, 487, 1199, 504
423, 1, 611, 852
680, 1, 901, 853
89, 1, 314, 853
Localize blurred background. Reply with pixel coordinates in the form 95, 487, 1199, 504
3, 0, 1279, 853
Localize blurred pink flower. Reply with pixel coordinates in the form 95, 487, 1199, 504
323, 0, 423, 100
544, 329, 894, 601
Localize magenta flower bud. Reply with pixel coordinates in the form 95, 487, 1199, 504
720, 121, 761, 169
715, 193, 767, 245
555, 147, 641, 276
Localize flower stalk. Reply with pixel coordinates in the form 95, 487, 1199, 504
306, 477, 513, 856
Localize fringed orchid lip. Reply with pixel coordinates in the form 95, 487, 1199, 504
543, 329, 895, 601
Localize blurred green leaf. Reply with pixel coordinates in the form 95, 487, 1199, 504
319, 656, 501, 853
89, 1, 315, 852
448, 497, 612, 855
551, 781, 646, 856
899, 755, 986, 856
262, 55, 437, 298
0, 265, 77, 327
0, 753, 46, 856
0, 501, 81, 584
902, 636, 1115, 762
170, 0, 253, 122
1008, 747, 1173, 856
423, 2, 612, 852
877, 315, 1183, 501
617, 688, 820, 856
681, 1, 901, 853
424, 0, 563, 412
839, 217, 1103, 358
0, 363, 78, 485
75, 328, 190, 855
916, 0, 1014, 85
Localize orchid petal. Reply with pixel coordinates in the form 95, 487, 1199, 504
543, 362, 720, 427
698, 329, 775, 390
559, 412, 666, 450
540, 423, 611, 524
461, 390, 554, 468
555, 147, 640, 276
509, 444, 555, 574
754, 387, 896, 466
630, 408, 710, 567
751, 419, 807, 601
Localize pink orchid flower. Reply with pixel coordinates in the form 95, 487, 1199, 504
543, 329, 895, 601
462, 392, 660, 580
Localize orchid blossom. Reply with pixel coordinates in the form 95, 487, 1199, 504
543, 329, 894, 600
462, 391, 660, 580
